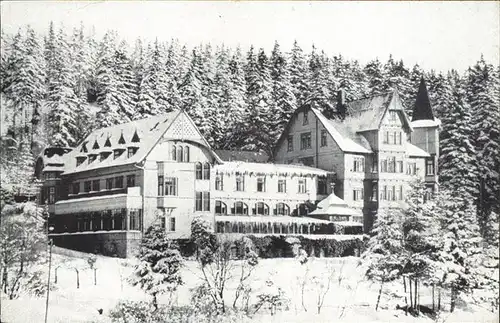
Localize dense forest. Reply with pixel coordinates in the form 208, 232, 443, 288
0, 22, 499, 237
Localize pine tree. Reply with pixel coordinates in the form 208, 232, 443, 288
131, 225, 183, 309
288, 40, 309, 108
466, 57, 500, 234
439, 84, 478, 201
364, 58, 387, 95
164, 40, 183, 110
305, 46, 335, 117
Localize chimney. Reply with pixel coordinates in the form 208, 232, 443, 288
337, 89, 346, 119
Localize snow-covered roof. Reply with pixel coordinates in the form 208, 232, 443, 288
334, 221, 364, 227
407, 143, 431, 157
214, 161, 332, 177
309, 193, 360, 216
225, 233, 365, 241
59, 111, 191, 175
410, 119, 441, 128
311, 108, 372, 154
215, 215, 332, 224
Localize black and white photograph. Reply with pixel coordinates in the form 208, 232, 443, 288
0, 1, 498, 322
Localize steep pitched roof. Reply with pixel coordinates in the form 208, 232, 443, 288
62, 111, 181, 174
311, 108, 372, 154
345, 89, 412, 132
309, 192, 359, 217
412, 78, 435, 121
215, 150, 269, 163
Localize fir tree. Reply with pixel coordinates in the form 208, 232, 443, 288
364, 58, 387, 95
305, 46, 334, 117
288, 40, 309, 108
131, 225, 183, 309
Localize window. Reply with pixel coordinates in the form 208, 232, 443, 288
106, 178, 113, 190
92, 180, 100, 192
76, 157, 86, 166
257, 177, 266, 192
100, 152, 110, 162
383, 131, 389, 144
215, 201, 227, 215
195, 192, 202, 211
397, 132, 402, 145
165, 177, 177, 196
389, 110, 398, 122
298, 179, 307, 194
388, 132, 395, 145
320, 129, 328, 147
203, 163, 210, 180
398, 185, 404, 200
388, 157, 396, 173
88, 154, 97, 164
255, 202, 269, 216
371, 156, 378, 173
127, 147, 137, 158
397, 161, 404, 173
171, 144, 177, 161
275, 203, 290, 216
195, 192, 210, 211
72, 182, 80, 194
215, 174, 224, 191
407, 162, 417, 175
161, 216, 166, 229
115, 176, 123, 188
83, 181, 91, 193
287, 135, 293, 152
177, 146, 184, 162
126, 175, 135, 187
387, 186, 395, 201
114, 150, 123, 159
353, 156, 365, 172
104, 137, 111, 147
278, 179, 286, 193
426, 156, 435, 175
195, 162, 202, 179
170, 218, 176, 231
158, 176, 164, 195
317, 177, 327, 195
236, 174, 245, 191
300, 132, 312, 150
131, 131, 140, 143
118, 133, 126, 144
48, 187, 55, 204
353, 188, 364, 201
92, 140, 100, 150
299, 156, 314, 167
303, 110, 309, 125
184, 146, 190, 162
381, 159, 387, 173
371, 183, 378, 201
233, 202, 248, 215
380, 185, 387, 200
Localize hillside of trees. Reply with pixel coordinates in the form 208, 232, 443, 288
1, 21, 499, 240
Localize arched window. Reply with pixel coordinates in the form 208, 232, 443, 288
171, 144, 177, 161
177, 146, 183, 162
255, 202, 269, 216
215, 200, 227, 215
297, 203, 308, 216
195, 162, 203, 179
203, 162, 210, 180
184, 146, 190, 162
232, 201, 248, 215
275, 203, 290, 216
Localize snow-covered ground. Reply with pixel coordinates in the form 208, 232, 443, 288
1, 249, 497, 323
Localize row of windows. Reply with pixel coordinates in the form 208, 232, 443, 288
77, 147, 138, 167
216, 221, 335, 235
216, 174, 311, 194
287, 130, 328, 152
49, 209, 142, 234
158, 177, 177, 196
380, 157, 404, 173
382, 131, 403, 145
80, 131, 140, 153
215, 201, 309, 216
379, 185, 405, 201
171, 144, 190, 162
71, 175, 136, 194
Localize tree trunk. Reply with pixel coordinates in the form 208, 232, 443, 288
432, 284, 435, 312
438, 287, 441, 311
376, 279, 384, 311
409, 278, 413, 310
414, 279, 418, 315
450, 287, 456, 313
152, 293, 158, 310
403, 276, 408, 315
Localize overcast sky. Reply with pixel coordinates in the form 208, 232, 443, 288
1, 1, 498, 72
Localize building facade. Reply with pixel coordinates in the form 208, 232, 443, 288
274, 79, 440, 231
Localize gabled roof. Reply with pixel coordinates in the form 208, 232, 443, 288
412, 78, 435, 121
309, 192, 359, 217
345, 89, 412, 132
407, 143, 431, 158
215, 150, 269, 163
311, 108, 372, 154
62, 111, 181, 174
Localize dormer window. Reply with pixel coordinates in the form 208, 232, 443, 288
127, 147, 138, 158
80, 142, 88, 153
303, 110, 309, 125
88, 154, 97, 164
92, 140, 100, 150
100, 151, 111, 161
114, 149, 124, 159
118, 133, 126, 145
131, 130, 140, 143
104, 137, 112, 147
76, 156, 87, 166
